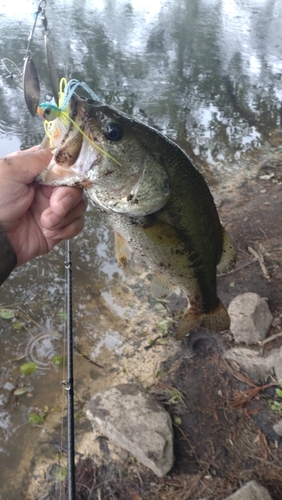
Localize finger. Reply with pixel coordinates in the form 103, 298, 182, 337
42, 215, 85, 240
41, 196, 88, 230
40, 185, 55, 198
49, 187, 87, 217
1, 147, 52, 184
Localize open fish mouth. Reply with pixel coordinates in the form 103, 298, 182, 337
37, 96, 101, 188
37, 132, 100, 189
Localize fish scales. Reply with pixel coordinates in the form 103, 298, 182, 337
37, 94, 236, 339
105, 146, 222, 310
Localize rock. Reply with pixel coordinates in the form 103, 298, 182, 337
87, 383, 174, 477
224, 347, 280, 384
273, 346, 282, 384
228, 292, 273, 344
223, 480, 273, 500
273, 420, 282, 437
272, 317, 281, 328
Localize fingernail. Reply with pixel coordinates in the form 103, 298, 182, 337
42, 228, 61, 239
58, 194, 73, 213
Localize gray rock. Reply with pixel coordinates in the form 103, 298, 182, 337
273, 346, 282, 384
228, 293, 273, 344
86, 383, 174, 477
273, 419, 282, 437
224, 347, 280, 384
223, 480, 273, 500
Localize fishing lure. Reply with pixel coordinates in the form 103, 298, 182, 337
2, 1, 59, 115
38, 78, 122, 166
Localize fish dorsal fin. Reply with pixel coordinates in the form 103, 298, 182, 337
217, 228, 237, 274
150, 274, 175, 300
114, 232, 132, 268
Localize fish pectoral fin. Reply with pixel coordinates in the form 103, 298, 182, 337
150, 274, 175, 300
217, 228, 236, 273
175, 300, 230, 340
114, 232, 132, 268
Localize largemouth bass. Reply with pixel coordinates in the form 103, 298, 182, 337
37, 93, 236, 339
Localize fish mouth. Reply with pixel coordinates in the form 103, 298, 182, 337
36, 97, 101, 188
36, 96, 130, 193
37, 127, 100, 188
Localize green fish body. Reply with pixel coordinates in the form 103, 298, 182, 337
38, 95, 236, 338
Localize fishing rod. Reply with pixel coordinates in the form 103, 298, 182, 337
27, 3, 77, 494
63, 240, 76, 500
16, 2, 77, 498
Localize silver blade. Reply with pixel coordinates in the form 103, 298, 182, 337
23, 57, 40, 116
45, 34, 59, 105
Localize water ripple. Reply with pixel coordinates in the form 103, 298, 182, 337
25, 331, 62, 372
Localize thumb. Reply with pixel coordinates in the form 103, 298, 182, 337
2, 146, 52, 184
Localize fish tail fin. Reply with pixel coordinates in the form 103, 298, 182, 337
200, 300, 230, 332
175, 300, 230, 340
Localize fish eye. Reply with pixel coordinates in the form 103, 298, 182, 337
104, 122, 123, 141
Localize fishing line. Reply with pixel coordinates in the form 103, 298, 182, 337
1, 58, 22, 81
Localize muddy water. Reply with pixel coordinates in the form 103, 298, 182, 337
0, 0, 282, 497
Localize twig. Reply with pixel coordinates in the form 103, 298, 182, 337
74, 345, 104, 369
87, 470, 97, 500
218, 258, 257, 277
76, 482, 91, 495
247, 245, 270, 279
135, 469, 143, 485
259, 330, 282, 346
229, 370, 256, 388
230, 381, 277, 407
144, 336, 162, 350
258, 429, 269, 460
245, 454, 282, 471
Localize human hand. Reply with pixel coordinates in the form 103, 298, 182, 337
0, 146, 88, 266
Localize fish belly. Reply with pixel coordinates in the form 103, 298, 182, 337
107, 211, 217, 300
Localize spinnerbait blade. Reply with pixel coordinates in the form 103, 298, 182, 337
23, 57, 40, 116
45, 34, 59, 105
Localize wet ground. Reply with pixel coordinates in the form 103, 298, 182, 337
156, 146, 282, 499
8, 145, 281, 500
